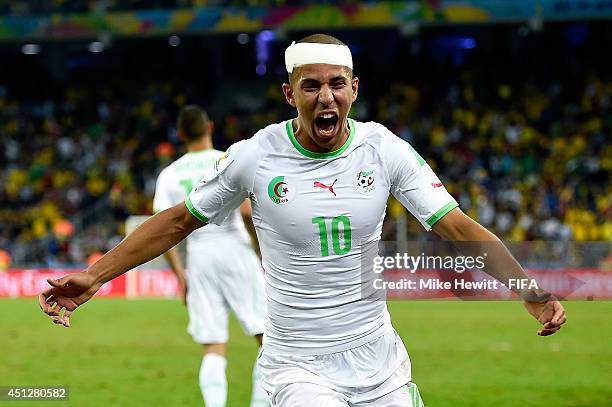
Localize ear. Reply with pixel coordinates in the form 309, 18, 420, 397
351, 76, 359, 103
207, 121, 215, 136
282, 82, 296, 108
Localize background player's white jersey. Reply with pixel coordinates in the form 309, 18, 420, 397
153, 149, 251, 252
187, 119, 458, 355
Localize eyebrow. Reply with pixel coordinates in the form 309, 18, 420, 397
300, 78, 320, 86
300, 76, 348, 86
330, 76, 348, 83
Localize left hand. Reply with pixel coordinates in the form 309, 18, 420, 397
523, 299, 567, 336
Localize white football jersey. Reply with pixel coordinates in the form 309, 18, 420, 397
153, 149, 251, 252
187, 119, 458, 355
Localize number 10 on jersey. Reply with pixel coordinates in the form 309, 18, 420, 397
311, 216, 352, 256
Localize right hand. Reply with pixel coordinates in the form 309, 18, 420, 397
38, 272, 101, 327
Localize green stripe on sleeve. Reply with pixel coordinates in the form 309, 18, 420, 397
408, 144, 426, 166
426, 202, 458, 227
184, 196, 209, 223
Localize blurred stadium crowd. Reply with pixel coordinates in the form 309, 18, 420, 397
0, 0, 352, 15
1, 65, 610, 266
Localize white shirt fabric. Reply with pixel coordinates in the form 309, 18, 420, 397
187, 119, 458, 355
153, 149, 251, 253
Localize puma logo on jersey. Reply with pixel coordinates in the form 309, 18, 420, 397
431, 182, 443, 188
314, 179, 338, 196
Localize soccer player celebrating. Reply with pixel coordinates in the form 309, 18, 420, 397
152, 105, 268, 407
40, 34, 566, 406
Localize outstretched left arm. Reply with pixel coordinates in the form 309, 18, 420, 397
432, 208, 567, 336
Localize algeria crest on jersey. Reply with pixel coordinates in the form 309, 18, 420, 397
355, 168, 376, 194
268, 176, 295, 204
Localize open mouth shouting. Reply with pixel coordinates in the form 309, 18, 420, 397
314, 111, 340, 139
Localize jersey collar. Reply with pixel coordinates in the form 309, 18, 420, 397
285, 118, 355, 159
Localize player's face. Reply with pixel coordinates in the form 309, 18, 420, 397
283, 63, 359, 152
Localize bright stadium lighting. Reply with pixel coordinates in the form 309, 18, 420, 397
88, 41, 104, 53
258, 30, 275, 42
21, 44, 40, 55
459, 38, 476, 49
168, 35, 181, 47
255, 30, 275, 76
237, 33, 249, 44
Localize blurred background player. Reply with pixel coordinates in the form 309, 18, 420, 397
152, 105, 268, 407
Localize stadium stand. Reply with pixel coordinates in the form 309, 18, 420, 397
0, 17, 610, 266
0, 0, 352, 15
1, 71, 609, 266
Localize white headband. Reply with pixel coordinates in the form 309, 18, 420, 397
285, 41, 353, 73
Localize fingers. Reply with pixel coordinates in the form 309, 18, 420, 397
539, 302, 566, 336
43, 302, 72, 327
57, 309, 72, 328
551, 302, 567, 326
47, 277, 66, 288
555, 313, 567, 326
538, 324, 562, 336
50, 308, 72, 328
536, 300, 567, 336
40, 278, 75, 327
530, 300, 567, 336
38, 290, 60, 316
50, 302, 61, 316
38, 291, 51, 313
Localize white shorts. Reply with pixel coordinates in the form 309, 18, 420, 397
259, 326, 423, 406
186, 241, 266, 344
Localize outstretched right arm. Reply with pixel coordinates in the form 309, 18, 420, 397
39, 202, 205, 326
41, 136, 259, 327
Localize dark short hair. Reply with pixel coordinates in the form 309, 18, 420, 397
297, 33, 347, 47
177, 105, 210, 142
288, 34, 352, 84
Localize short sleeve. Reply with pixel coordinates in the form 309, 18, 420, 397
381, 130, 458, 231
185, 139, 258, 225
152, 170, 174, 213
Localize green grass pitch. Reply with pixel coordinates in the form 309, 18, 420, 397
1, 299, 610, 406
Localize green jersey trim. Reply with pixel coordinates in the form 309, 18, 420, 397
185, 196, 209, 223
184, 149, 217, 156
408, 144, 426, 166
285, 118, 355, 159
426, 201, 458, 227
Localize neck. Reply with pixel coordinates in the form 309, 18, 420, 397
186, 136, 212, 152
293, 118, 350, 153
